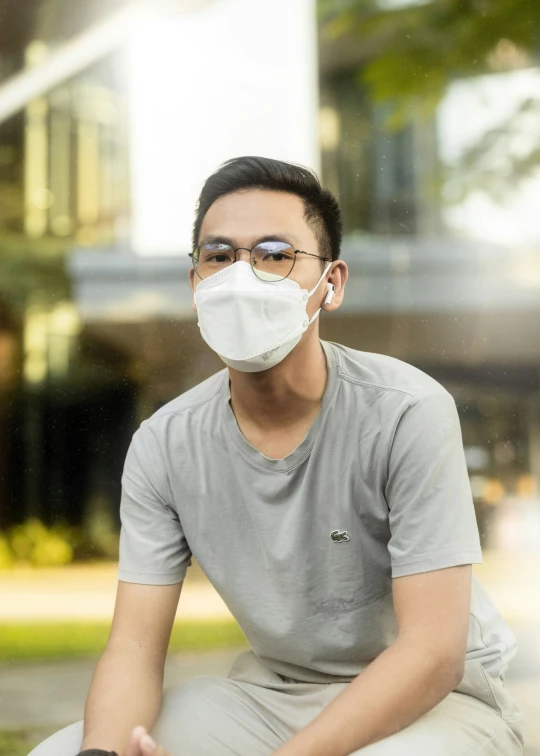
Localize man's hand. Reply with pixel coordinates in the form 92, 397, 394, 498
124, 725, 173, 756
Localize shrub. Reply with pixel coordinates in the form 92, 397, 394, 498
0, 533, 14, 569
1, 517, 76, 569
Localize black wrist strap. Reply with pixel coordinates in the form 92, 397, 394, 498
76, 749, 119, 756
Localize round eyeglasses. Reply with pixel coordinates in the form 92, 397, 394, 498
189, 241, 330, 281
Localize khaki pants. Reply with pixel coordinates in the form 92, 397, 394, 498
27, 649, 525, 756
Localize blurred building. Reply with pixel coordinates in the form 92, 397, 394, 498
0, 0, 539, 551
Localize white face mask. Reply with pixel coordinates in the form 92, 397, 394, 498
193, 260, 334, 372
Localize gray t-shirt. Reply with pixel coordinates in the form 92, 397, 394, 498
117, 340, 517, 683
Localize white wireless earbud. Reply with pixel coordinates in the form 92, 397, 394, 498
324, 283, 335, 305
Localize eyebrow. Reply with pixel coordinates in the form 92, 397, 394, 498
198, 233, 300, 248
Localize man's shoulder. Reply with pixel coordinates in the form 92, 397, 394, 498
328, 340, 449, 400
145, 367, 227, 428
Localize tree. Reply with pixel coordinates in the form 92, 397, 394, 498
318, 0, 540, 202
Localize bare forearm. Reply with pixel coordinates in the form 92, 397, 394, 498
274, 638, 462, 756
81, 647, 164, 756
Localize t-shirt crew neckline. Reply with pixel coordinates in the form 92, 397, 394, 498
221, 340, 339, 472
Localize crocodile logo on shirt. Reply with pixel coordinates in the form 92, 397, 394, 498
330, 529, 350, 543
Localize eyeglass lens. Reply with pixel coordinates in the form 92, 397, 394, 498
194, 241, 295, 280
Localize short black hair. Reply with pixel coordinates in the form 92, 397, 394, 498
192, 156, 342, 263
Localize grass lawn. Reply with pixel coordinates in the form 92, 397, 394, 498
0, 725, 61, 756
0, 618, 249, 661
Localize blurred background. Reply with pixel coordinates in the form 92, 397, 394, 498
0, 0, 539, 753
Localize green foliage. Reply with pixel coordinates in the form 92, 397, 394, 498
0, 726, 60, 756
0, 619, 248, 661
0, 517, 78, 569
0, 534, 14, 569
320, 0, 540, 121
318, 0, 540, 202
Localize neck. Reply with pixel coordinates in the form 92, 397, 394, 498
228, 332, 328, 431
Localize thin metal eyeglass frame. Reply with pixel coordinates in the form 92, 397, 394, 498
188, 244, 331, 281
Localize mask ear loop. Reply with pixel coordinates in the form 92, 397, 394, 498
306, 261, 334, 326
307, 261, 333, 298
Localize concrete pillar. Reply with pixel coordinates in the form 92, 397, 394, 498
526, 393, 540, 496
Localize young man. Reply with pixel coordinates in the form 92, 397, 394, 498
30, 157, 524, 756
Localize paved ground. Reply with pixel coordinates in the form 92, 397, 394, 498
1, 549, 538, 623
1, 550, 539, 753
0, 648, 242, 729
0, 561, 232, 621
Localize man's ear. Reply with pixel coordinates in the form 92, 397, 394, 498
322, 261, 348, 312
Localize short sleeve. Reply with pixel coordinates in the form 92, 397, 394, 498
385, 389, 482, 578
117, 420, 192, 584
